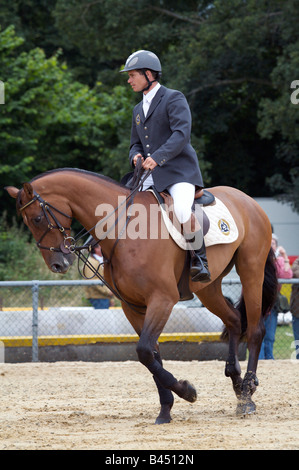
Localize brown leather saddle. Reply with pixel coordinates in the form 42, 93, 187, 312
121, 167, 215, 300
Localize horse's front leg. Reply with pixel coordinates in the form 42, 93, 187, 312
137, 334, 197, 405
136, 297, 197, 408
121, 302, 177, 424
153, 347, 174, 424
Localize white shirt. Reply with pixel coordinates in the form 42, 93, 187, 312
142, 82, 161, 117
140, 83, 161, 190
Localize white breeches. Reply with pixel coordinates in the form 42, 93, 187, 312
167, 182, 195, 224
141, 177, 195, 224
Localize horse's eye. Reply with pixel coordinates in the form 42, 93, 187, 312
33, 215, 42, 224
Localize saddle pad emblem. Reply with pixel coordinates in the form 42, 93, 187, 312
218, 218, 230, 235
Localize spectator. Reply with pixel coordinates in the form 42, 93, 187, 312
259, 234, 293, 359
290, 256, 299, 359
84, 245, 115, 309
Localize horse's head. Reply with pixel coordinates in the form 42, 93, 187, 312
5, 182, 75, 273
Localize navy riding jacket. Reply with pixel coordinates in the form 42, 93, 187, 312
129, 85, 204, 192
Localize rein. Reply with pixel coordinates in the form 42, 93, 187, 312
18, 166, 152, 254
18, 167, 152, 314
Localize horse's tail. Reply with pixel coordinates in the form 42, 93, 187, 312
221, 248, 278, 339
261, 248, 278, 318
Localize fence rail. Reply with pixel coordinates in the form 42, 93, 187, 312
0, 278, 298, 363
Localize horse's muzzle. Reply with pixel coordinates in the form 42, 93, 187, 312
50, 252, 75, 273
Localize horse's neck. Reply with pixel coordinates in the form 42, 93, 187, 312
64, 173, 130, 250
66, 174, 127, 218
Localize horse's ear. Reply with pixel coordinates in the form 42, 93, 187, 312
23, 182, 34, 199
5, 186, 20, 199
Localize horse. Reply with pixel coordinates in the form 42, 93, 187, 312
5, 168, 277, 424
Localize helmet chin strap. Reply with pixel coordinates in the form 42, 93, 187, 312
141, 69, 157, 93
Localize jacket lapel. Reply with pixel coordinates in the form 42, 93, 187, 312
135, 102, 145, 125
144, 85, 165, 122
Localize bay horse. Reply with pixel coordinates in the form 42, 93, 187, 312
5, 168, 277, 423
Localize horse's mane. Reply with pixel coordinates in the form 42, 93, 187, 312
30, 167, 126, 188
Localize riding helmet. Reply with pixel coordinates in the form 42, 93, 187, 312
120, 50, 162, 73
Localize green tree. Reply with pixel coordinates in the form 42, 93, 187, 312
1, 1, 298, 210
257, 1, 299, 212
0, 26, 132, 219
158, 0, 298, 205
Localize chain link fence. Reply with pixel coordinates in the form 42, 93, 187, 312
0, 279, 298, 363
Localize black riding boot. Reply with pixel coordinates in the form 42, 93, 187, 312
190, 239, 211, 283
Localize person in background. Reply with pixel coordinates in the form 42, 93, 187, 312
290, 256, 299, 359
259, 234, 293, 359
84, 245, 115, 309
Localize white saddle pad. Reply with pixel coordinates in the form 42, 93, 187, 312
148, 190, 239, 250
203, 197, 239, 247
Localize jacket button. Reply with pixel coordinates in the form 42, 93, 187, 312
145, 135, 148, 139
146, 144, 150, 148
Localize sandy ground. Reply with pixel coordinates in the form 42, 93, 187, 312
0, 359, 298, 450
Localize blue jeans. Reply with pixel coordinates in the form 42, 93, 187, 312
89, 298, 110, 309
259, 309, 278, 360
292, 316, 299, 360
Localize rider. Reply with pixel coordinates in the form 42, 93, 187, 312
120, 50, 211, 283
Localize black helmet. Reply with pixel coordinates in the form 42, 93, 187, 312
120, 50, 162, 73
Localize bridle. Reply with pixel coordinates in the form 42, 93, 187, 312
19, 191, 74, 253
18, 167, 152, 314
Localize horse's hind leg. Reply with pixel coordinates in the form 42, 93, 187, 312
195, 280, 243, 397
235, 249, 268, 416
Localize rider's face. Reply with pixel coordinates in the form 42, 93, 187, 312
127, 70, 148, 93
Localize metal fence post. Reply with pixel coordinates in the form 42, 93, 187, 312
32, 282, 39, 362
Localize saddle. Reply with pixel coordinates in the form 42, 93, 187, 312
151, 186, 214, 238
151, 188, 214, 301
121, 167, 215, 301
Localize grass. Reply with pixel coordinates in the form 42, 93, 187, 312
274, 324, 295, 360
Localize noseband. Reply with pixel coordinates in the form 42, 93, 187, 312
19, 191, 74, 253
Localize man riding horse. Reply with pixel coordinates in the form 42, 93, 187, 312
121, 50, 211, 283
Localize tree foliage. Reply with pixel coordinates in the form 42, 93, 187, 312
0, 25, 133, 218
0, 0, 298, 217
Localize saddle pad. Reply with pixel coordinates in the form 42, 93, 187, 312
148, 190, 238, 249
203, 197, 238, 247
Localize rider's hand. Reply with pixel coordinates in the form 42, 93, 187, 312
142, 157, 157, 170
133, 154, 144, 166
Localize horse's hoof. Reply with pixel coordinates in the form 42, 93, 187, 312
155, 404, 172, 424
236, 400, 256, 417
155, 416, 172, 425
178, 380, 197, 403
